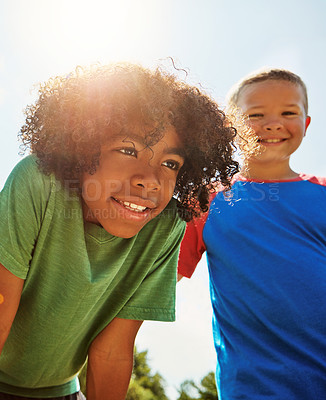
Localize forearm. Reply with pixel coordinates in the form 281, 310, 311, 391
86, 351, 134, 400
86, 318, 142, 400
0, 323, 11, 357
0, 263, 24, 358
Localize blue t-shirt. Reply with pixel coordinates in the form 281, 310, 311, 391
203, 176, 326, 399
179, 175, 326, 399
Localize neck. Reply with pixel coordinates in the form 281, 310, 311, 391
241, 161, 299, 181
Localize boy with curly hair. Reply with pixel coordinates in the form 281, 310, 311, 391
0, 63, 242, 400
178, 68, 326, 399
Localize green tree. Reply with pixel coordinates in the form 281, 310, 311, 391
126, 348, 169, 400
177, 372, 218, 400
177, 380, 197, 400
195, 372, 218, 400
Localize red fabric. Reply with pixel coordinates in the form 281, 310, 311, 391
177, 215, 207, 278
178, 192, 217, 278
237, 173, 326, 185
302, 174, 326, 186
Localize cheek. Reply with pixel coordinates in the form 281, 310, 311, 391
248, 121, 260, 134
82, 169, 125, 202
168, 176, 177, 192
104, 179, 124, 196
288, 121, 305, 137
82, 176, 103, 202
161, 177, 177, 203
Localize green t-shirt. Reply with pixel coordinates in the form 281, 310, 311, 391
0, 155, 185, 398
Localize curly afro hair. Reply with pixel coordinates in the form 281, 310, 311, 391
19, 63, 250, 221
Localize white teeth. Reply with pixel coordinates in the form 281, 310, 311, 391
122, 201, 147, 212
261, 139, 283, 143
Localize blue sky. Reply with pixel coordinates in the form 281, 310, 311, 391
1, 0, 326, 398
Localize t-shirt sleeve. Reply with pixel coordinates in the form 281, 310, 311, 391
0, 156, 52, 279
306, 175, 326, 187
117, 215, 186, 322
177, 215, 207, 278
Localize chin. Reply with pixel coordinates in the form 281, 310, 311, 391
102, 223, 145, 239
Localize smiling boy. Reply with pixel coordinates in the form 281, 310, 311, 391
178, 68, 326, 399
0, 63, 242, 400
230, 72, 311, 180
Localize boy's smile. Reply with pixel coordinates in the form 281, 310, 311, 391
237, 80, 311, 179
81, 124, 184, 238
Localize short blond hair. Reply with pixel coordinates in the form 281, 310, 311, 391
227, 68, 308, 114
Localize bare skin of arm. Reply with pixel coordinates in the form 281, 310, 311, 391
87, 317, 143, 400
0, 263, 24, 356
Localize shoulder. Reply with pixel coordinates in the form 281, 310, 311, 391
299, 173, 326, 187
5, 155, 48, 184
11, 154, 39, 172
1, 155, 54, 202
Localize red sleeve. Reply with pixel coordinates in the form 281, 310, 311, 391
177, 215, 207, 278
178, 190, 220, 278
306, 175, 326, 186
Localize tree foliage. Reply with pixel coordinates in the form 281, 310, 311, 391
126, 348, 169, 400
177, 372, 218, 400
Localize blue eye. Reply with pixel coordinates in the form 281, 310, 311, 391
162, 160, 180, 170
119, 148, 137, 157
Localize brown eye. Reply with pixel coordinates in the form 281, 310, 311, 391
119, 148, 137, 157
162, 160, 180, 170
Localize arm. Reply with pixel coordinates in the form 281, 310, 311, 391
0, 263, 24, 356
178, 189, 219, 279
177, 216, 207, 279
87, 317, 143, 400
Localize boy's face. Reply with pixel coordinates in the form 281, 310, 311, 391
237, 80, 311, 167
81, 124, 184, 238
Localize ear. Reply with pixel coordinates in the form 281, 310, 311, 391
304, 116, 311, 136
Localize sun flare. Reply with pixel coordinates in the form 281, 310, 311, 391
10, 0, 162, 70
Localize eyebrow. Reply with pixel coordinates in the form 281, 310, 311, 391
164, 147, 185, 158
247, 103, 300, 109
283, 104, 301, 108
111, 132, 185, 158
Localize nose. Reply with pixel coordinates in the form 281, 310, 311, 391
263, 118, 283, 132
130, 171, 161, 192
